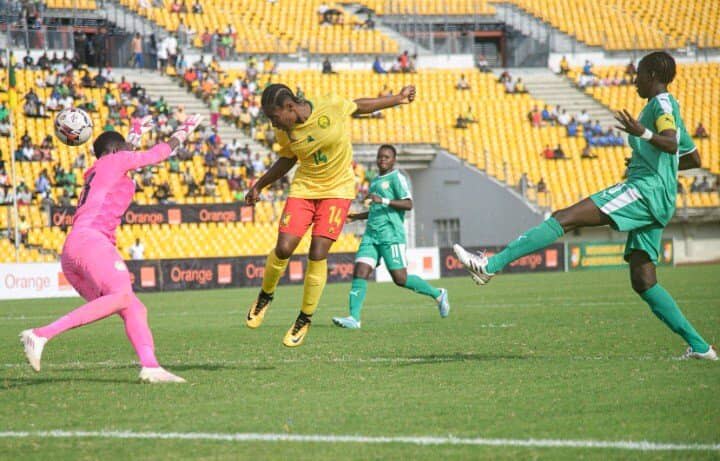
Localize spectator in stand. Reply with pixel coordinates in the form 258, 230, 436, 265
541, 105, 554, 125
693, 122, 709, 139
203, 171, 217, 196
38, 135, 54, 161
59, 188, 72, 207
192, 0, 203, 13
35, 169, 51, 197
557, 109, 577, 126
559, 55, 569, 75
217, 158, 230, 179
17, 183, 32, 205
157, 36, 168, 75
456, 74, 470, 90
581, 143, 597, 159
251, 153, 266, 174
399, 50, 411, 72
528, 105, 542, 128
322, 57, 336, 74
153, 181, 172, 204
576, 109, 590, 125
0, 103, 9, 123
129, 239, 145, 260
209, 95, 221, 129
537, 177, 547, 193
372, 56, 387, 74
201, 28, 212, 53
498, 70, 511, 84
582, 60, 593, 76
455, 113, 468, 129
591, 120, 603, 137
504, 77, 514, 94
170, 0, 182, 13
183, 168, 199, 196
17, 215, 30, 243
166, 34, 178, 67
626, 60, 636, 79
131, 33, 144, 70
476, 54, 490, 72
73, 153, 86, 169
0, 118, 11, 137
262, 56, 277, 74
553, 144, 566, 159
513, 78, 527, 94
566, 118, 578, 136
542, 145, 555, 160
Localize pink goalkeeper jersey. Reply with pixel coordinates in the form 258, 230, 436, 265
71, 143, 172, 243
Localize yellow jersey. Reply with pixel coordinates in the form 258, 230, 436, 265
275, 94, 357, 200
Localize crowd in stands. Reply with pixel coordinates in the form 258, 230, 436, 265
498, 70, 527, 94
371, 51, 418, 74
527, 104, 624, 156
571, 59, 637, 88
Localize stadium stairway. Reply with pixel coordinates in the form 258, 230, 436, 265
491, 2, 600, 55
343, 3, 433, 56
123, 72, 268, 155
509, 69, 618, 130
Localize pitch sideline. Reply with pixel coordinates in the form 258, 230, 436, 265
0, 430, 717, 451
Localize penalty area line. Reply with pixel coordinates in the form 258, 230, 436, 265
0, 430, 717, 451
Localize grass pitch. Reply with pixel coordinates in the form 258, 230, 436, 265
1, 265, 719, 460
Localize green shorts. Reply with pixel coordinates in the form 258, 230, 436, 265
355, 238, 407, 271
590, 182, 664, 264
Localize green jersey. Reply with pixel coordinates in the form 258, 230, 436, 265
364, 169, 412, 244
626, 92, 696, 226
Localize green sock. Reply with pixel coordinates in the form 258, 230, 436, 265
348, 278, 368, 321
487, 217, 564, 274
640, 284, 709, 353
404, 275, 442, 300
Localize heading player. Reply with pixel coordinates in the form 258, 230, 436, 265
245, 83, 416, 347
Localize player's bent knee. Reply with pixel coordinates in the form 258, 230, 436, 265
391, 274, 407, 286
630, 272, 655, 294
274, 244, 294, 260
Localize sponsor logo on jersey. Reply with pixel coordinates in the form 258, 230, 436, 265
318, 115, 330, 129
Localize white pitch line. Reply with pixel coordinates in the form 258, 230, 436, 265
0, 430, 716, 451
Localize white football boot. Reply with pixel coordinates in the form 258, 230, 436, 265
20, 329, 47, 372
139, 367, 187, 383
453, 244, 494, 285
680, 345, 718, 361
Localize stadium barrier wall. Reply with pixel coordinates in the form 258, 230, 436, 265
439, 244, 566, 277
375, 247, 441, 283
0, 263, 79, 300
50, 204, 254, 227
567, 240, 673, 270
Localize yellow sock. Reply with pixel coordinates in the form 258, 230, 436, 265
300, 259, 327, 316
261, 249, 289, 294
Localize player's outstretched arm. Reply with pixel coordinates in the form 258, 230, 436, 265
679, 150, 701, 170
353, 86, 415, 115
245, 156, 298, 205
119, 114, 203, 171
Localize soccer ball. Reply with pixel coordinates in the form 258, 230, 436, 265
54, 107, 93, 146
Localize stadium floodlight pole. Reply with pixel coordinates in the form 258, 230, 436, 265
7, 46, 20, 262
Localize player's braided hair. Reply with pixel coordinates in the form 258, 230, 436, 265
261, 83, 303, 111
639, 51, 676, 84
378, 144, 397, 157
92, 131, 125, 158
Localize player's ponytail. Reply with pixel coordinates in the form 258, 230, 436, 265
261, 84, 302, 111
